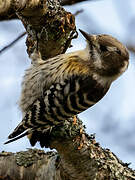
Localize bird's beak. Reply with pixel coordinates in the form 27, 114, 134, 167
79, 29, 96, 42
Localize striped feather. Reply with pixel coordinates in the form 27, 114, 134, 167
6, 74, 109, 145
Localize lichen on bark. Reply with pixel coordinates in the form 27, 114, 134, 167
16, 0, 77, 59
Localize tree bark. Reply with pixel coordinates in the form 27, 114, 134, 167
0, 0, 135, 180
0, 118, 135, 180
0, 0, 76, 59
0, 0, 91, 21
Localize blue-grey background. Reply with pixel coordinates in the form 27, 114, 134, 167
0, 0, 135, 168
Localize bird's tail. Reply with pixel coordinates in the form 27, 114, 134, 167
5, 119, 52, 147
4, 129, 32, 144
8, 121, 27, 139
4, 120, 34, 145
5, 98, 54, 147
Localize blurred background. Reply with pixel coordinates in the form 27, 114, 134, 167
0, 0, 135, 168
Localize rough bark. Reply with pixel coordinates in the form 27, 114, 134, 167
0, 0, 91, 21
0, 0, 135, 180
0, 0, 76, 59
0, 118, 135, 180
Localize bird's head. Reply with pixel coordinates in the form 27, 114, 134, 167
79, 29, 129, 80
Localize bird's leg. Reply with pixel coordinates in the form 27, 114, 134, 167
72, 125, 86, 150
77, 128, 85, 150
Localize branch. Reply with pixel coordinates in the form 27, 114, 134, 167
0, 0, 48, 20
0, 0, 76, 59
0, 0, 17, 20
60, 0, 96, 6
127, 45, 135, 54
0, 32, 26, 54
1, 118, 135, 180
0, 0, 98, 20
0, 149, 61, 180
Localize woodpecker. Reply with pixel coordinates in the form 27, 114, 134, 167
5, 29, 129, 147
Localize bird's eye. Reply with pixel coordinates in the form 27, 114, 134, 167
100, 45, 108, 52
116, 49, 121, 55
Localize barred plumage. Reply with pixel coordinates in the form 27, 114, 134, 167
5, 29, 129, 146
